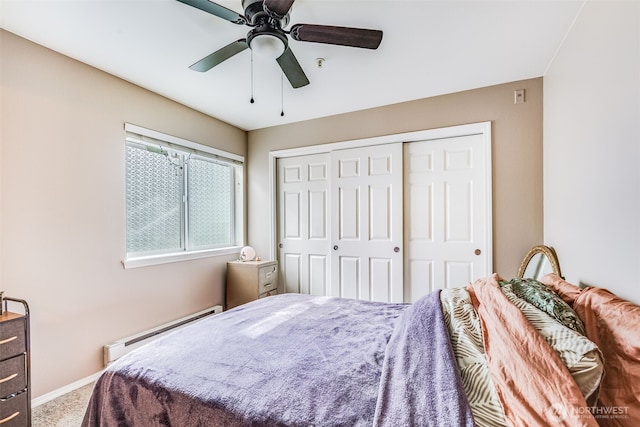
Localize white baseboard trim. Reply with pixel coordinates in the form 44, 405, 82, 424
32, 371, 104, 408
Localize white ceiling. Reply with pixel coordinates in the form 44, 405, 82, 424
1, 0, 583, 131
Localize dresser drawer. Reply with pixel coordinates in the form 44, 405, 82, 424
0, 318, 25, 360
0, 391, 28, 427
0, 355, 26, 399
258, 265, 278, 292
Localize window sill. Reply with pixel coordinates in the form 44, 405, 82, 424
122, 246, 242, 269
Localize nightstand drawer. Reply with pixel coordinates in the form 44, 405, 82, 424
0, 391, 28, 426
258, 290, 278, 299
0, 319, 25, 360
258, 265, 278, 290
258, 277, 278, 293
0, 355, 26, 399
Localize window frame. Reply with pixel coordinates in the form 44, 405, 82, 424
122, 123, 244, 269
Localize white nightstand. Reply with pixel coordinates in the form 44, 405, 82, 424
226, 260, 278, 309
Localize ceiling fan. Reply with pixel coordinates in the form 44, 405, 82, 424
177, 0, 383, 89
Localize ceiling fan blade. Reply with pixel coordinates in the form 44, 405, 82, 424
176, 0, 246, 25
290, 24, 383, 49
263, 0, 296, 18
189, 39, 249, 72
276, 47, 309, 89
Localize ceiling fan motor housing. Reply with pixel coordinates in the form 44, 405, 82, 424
242, 0, 290, 27
242, 0, 289, 58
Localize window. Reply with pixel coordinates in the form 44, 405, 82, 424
124, 124, 243, 268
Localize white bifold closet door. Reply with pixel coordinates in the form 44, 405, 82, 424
330, 143, 404, 303
404, 134, 489, 302
277, 153, 331, 297
277, 143, 403, 303
277, 132, 490, 304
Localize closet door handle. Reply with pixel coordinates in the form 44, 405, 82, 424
333, 245, 339, 251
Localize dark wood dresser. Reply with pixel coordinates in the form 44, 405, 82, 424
0, 297, 30, 427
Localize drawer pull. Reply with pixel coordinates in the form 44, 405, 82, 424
0, 373, 18, 384
0, 336, 17, 345
0, 412, 20, 425
262, 282, 272, 288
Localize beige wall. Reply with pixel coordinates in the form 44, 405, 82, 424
0, 30, 247, 397
544, 1, 640, 304
247, 78, 544, 280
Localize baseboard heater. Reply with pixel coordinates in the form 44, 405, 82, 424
103, 305, 223, 366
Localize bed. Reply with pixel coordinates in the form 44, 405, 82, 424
82, 256, 639, 426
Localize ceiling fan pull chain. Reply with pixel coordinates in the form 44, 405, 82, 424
250, 49, 255, 104
280, 71, 284, 117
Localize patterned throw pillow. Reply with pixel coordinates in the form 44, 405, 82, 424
501, 278, 586, 335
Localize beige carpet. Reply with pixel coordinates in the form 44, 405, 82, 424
32, 382, 94, 427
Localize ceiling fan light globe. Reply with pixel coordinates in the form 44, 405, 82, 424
250, 34, 286, 59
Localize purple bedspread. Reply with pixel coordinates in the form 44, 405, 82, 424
374, 292, 475, 426
82, 292, 474, 426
